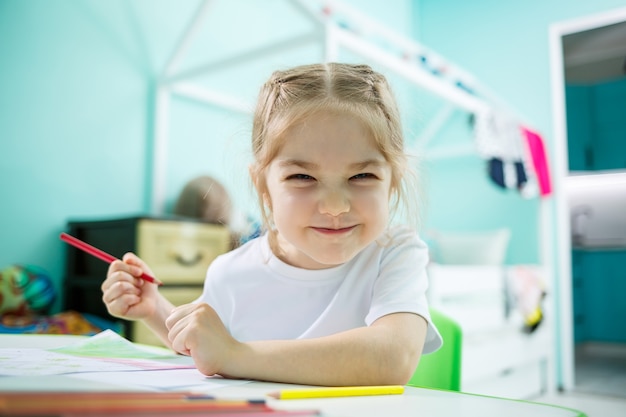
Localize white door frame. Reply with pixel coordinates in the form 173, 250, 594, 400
548, 6, 626, 391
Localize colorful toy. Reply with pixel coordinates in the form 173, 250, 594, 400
0, 264, 56, 316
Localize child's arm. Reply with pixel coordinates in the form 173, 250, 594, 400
166, 302, 427, 386
102, 253, 176, 348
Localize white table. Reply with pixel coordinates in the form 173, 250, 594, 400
0, 334, 585, 417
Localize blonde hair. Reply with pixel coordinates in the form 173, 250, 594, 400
250, 62, 419, 236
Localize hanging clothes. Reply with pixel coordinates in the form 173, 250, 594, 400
520, 127, 552, 197
487, 158, 529, 191
473, 110, 539, 198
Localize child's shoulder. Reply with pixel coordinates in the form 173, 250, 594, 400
364, 226, 427, 266
373, 226, 429, 269
380, 225, 427, 249
211, 233, 268, 268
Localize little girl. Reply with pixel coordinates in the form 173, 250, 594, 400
101, 62, 442, 386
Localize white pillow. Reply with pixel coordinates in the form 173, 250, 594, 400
430, 229, 511, 265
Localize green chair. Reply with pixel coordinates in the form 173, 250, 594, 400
407, 308, 463, 391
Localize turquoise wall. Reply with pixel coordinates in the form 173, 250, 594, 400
572, 249, 626, 343
0, 0, 413, 312
0, 0, 199, 311
565, 85, 594, 171
567, 79, 626, 171
2, 0, 625, 314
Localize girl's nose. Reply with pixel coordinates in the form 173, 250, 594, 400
318, 188, 350, 216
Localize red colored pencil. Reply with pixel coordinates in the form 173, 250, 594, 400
60, 232, 163, 286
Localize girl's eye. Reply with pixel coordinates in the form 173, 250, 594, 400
350, 173, 377, 180
286, 173, 315, 181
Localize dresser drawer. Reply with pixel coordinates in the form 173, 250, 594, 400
130, 286, 204, 346
136, 219, 230, 284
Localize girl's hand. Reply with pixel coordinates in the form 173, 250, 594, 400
165, 303, 240, 377
101, 253, 160, 321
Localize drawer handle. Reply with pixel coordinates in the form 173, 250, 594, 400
174, 253, 203, 267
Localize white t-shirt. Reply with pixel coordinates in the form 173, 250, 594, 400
196, 225, 442, 354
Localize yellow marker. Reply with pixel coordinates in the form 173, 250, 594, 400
268, 385, 404, 400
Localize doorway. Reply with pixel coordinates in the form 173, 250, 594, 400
549, 7, 626, 394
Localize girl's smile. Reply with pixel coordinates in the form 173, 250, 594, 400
311, 225, 357, 234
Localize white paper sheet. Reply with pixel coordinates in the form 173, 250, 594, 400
0, 349, 137, 376
69, 368, 251, 392
0, 330, 194, 376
